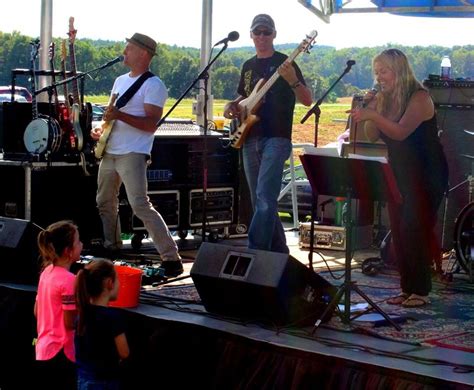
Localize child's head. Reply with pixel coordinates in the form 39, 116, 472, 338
37, 220, 82, 269
75, 259, 118, 335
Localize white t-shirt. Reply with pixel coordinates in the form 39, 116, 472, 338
106, 72, 168, 155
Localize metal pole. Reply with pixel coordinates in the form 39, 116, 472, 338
38, 0, 53, 102
196, 0, 214, 127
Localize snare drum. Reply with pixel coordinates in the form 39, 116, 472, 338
23, 115, 62, 154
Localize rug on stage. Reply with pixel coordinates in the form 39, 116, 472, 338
320, 268, 474, 351
140, 268, 474, 352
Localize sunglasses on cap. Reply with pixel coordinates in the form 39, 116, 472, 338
251, 29, 273, 36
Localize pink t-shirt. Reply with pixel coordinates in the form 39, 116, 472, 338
35, 264, 76, 362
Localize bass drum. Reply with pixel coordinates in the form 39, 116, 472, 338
23, 115, 62, 154
454, 202, 474, 273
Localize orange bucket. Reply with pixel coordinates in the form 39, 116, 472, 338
109, 265, 143, 308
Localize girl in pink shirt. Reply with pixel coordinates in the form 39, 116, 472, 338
34, 220, 83, 390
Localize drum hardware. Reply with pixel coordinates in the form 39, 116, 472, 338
441, 152, 474, 282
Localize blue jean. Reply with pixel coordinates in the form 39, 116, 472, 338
77, 368, 120, 390
242, 136, 291, 253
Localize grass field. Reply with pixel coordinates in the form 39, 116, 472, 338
87, 96, 351, 146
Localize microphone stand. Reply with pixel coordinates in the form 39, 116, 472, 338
300, 60, 355, 270
34, 59, 116, 96
158, 42, 231, 244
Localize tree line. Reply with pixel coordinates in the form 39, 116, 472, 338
1, 31, 473, 102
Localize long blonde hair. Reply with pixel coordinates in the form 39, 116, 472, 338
373, 48, 425, 120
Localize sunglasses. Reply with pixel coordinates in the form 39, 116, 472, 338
252, 29, 273, 36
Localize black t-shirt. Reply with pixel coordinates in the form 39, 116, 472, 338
75, 305, 127, 380
237, 51, 305, 139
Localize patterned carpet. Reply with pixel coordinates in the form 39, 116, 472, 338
140, 266, 474, 352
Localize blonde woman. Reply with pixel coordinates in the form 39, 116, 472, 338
349, 49, 448, 307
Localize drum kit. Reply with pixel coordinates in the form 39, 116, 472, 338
447, 154, 474, 280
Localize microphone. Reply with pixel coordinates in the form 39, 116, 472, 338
362, 83, 380, 108
98, 55, 124, 70
214, 31, 240, 46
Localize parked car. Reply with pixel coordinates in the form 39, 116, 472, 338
0, 86, 32, 102
0, 93, 28, 103
90, 104, 105, 129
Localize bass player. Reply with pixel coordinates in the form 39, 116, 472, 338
223, 14, 312, 253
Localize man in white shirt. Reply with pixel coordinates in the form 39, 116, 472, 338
91, 33, 183, 277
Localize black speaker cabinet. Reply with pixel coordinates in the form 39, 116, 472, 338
190, 242, 336, 326
435, 106, 474, 249
0, 102, 59, 154
0, 217, 41, 284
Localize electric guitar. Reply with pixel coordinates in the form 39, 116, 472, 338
229, 30, 317, 149
59, 39, 76, 151
67, 16, 84, 151
94, 93, 119, 159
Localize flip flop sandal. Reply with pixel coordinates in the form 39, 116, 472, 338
387, 293, 409, 305
401, 294, 430, 308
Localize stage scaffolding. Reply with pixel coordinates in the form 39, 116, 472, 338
297, 0, 474, 23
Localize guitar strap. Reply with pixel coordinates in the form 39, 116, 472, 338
115, 71, 154, 109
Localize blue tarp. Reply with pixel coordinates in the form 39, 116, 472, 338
369, 0, 474, 17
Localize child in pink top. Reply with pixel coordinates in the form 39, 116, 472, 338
34, 220, 83, 390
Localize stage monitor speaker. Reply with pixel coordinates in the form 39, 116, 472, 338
0, 217, 41, 285
435, 105, 474, 249
190, 242, 336, 326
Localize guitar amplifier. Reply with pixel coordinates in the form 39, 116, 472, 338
189, 187, 234, 227
423, 79, 474, 106
299, 222, 373, 251
132, 190, 180, 230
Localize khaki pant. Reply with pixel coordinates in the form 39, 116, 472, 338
96, 152, 180, 261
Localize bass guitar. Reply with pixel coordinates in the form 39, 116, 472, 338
229, 30, 317, 149
68, 16, 84, 151
94, 93, 119, 159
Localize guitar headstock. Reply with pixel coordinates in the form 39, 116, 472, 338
68, 16, 77, 44
298, 30, 318, 54
60, 40, 67, 62
48, 42, 55, 61
29, 38, 40, 61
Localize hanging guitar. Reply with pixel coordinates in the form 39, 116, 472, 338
23, 39, 62, 155
229, 30, 317, 149
67, 16, 84, 151
94, 93, 119, 159
59, 39, 76, 151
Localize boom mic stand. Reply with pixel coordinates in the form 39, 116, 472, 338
158, 41, 231, 244
300, 60, 356, 270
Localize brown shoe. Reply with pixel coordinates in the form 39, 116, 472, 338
401, 294, 430, 308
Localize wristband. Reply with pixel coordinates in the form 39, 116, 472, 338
291, 81, 301, 89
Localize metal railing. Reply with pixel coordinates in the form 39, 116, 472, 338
278, 143, 313, 229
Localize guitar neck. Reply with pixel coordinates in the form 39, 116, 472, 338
252, 47, 303, 105
69, 42, 81, 105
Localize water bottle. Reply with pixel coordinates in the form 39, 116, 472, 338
440, 56, 451, 80
334, 197, 345, 226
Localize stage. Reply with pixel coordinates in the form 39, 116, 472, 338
1, 231, 473, 389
